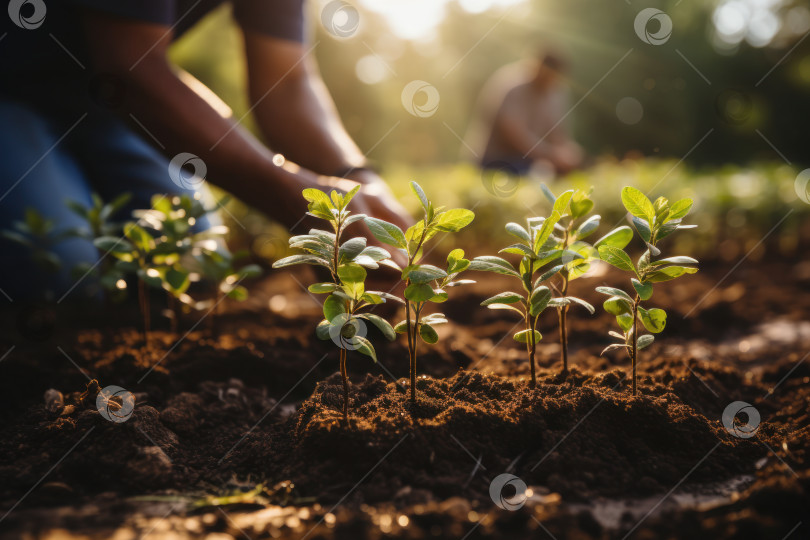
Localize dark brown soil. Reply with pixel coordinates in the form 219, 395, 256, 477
0, 261, 808, 539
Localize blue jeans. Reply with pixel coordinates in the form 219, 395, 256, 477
0, 100, 218, 301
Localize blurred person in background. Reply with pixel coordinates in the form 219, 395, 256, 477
0, 0, 410, 297
466, 48, 584, 177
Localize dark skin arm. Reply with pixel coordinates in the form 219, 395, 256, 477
243, 30, 410, 231
79, 13, 409, 244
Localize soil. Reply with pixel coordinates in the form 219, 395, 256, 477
0, 260, 809, 539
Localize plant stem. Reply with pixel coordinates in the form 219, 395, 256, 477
630, 295, 640, 396
405, 299, 415, 403
526, 314, 537, 387
339, 347, 348, 422
558, 272, 570, 374
138, 278, 150, 347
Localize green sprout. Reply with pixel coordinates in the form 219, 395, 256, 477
596, 187, 699, 395
1, 207, 63, 277
539, 185, 633, 373
364, 182, 475, 405
65, 192, 132, 301
272, 186, 398, 421
95, 222, 161, 345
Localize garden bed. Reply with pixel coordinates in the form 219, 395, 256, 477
0, 261, 808, 539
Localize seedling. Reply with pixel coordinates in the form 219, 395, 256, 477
65, 192, 132, 301
596, 187, 698, 395
1, 208, 63, 276
365, 182, 475, 404
95, 222, 162, 345
539, 185, 633, 372
272, 186, 398, 421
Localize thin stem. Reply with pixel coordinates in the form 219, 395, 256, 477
630, 295, 641, 396
406, 219, 429, 405
339, 347, 348, 422
526, 311, 536, 388
559, 225, 571, 373
138, 276, 150, 347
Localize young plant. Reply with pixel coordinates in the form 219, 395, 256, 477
364, 182, 475, 404
65, 192, 132, 301
95, 222, 162, 345
1, 208, 63, 277
596, 187, 698, 395
469, 221, 564, 387
539, 185, 633, 372
272, 186, 398, 421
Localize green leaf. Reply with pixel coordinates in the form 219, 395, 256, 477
309, 282, 337, 294
469, 256, 520, 277
434, 209, 475, 232
552, 190, 575, 216
419, 323, 439, 344
447, 249, 470, 274
621, 187, 655, 223
323, 294, 347, 322
342, 185, 361, 208
639, 307, 666, 333
94, 236, 134, 254
302, 188, 334, 209
570, 190, 594, 219
604, 296, 632, 316
616, 313, 634, 332
529, 286, 552, 316
566, 296, 595, 314
366, 290, 405, 304
393, 320, 408, 334
668, 199, 693, 221
124, 223, 153, 253
272, 254, 330, 269
637, 334, 655, 350
403, 264, 447, 284
481, 292, 523, 306
316, 319, 331, 340
237, 264, 263, 279
227, 285, 248, 301
353, 336, 378, 362
595, 286, 634, 302
650, 256, 698, 266
339, 237, 367, 262
532, 212, 561, 253
499, 243, 536, 258
575, 214, 600, 239
505, 222, 531, 243
410, 181, 430, 211
429, 288, 449, 303
597, 245, 636, 274
337, 263, 367, 284
357, 313, 396, 341
593, 226, 633, 250
535, 264, 564, 285
404, 282, 436, 302
631, 216, 652, 243
165, 268, 189, 292
513, 329, 542, 344
540, 183, 557, 204
364, 217, 407, 249
632, 278, 653, 301
485, 303, 524, 316
645, 266, 698, 282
